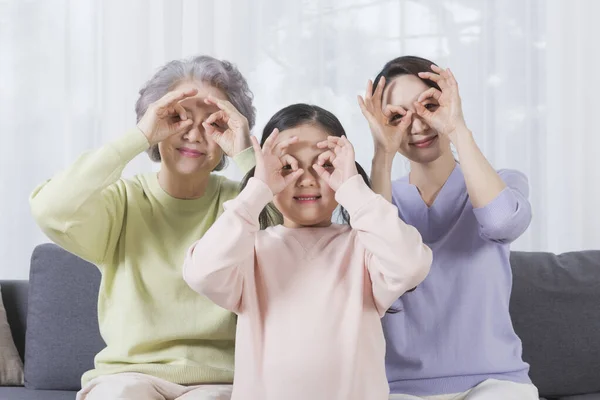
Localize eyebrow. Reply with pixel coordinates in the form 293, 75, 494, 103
285, 147, 329, 163
383, 88, 432, 109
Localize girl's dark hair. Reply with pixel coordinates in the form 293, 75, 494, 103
373, 55, 441, 96
240, 103, 371, 230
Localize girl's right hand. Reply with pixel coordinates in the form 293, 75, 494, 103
357, 77, 413, 155
137, 88, 198, 146
252, 129, 304, 195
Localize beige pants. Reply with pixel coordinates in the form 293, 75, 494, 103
389, 379, 539, 400
76, 373, 233, 400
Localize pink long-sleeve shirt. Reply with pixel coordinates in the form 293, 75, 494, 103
183, 175, 432, 400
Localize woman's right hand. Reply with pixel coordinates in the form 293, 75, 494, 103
252, 129, 303, 195
137, 88, 198, 146
357, 77, 413, 155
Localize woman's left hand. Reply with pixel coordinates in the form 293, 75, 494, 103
203, 95, 252, 157
314, 136, 359, 192
415, 65, 468, 143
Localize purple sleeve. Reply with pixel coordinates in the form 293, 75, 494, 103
472, 169, 532, 244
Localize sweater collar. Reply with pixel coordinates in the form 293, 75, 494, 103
392, 163, 467, 243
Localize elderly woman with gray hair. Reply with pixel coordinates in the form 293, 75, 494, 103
30, 56, 256, 400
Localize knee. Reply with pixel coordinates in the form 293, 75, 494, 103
80, 374, 159, 400
178, 385, 233, 400
467, 379, 538, 400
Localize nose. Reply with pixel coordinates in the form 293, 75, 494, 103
410, 115, 430, 135
183, 121, 205, 143
296, 167, 318, 188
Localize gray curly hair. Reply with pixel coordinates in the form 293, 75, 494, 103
135, 55, 256, 170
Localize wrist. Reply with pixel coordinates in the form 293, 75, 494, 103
234, 134, 253, 157
372, 149, 395, 169
343, 171, 360, 185
447, 123, 470, 143
255, 174, 280, 196
451, 126, 475, 150
136, 124, 156, 145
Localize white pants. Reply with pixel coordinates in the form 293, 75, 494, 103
389, 379, 539, 400
76, 372, 232, 400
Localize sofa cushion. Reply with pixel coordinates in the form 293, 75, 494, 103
0, 387, 75, 400
0, 285, 24, 385
24, 244, 104, 390
510, 251, 600, 398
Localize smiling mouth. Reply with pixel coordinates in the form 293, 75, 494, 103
293, 196, 322, 203
178, 148, 205, 158
409, 135, 438, 148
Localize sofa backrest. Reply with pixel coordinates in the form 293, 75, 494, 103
1, 245, 600, 396
23, 244, 104, 390
510, 250, 600, 398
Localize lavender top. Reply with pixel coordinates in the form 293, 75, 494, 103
384, 164, 533, 395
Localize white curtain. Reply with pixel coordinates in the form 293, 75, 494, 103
1, 0, 598, 279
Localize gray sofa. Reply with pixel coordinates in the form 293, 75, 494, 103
1, 244, 599, 400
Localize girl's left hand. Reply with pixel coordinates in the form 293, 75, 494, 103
314, 136, 359, 191
415, 65, 468, 143
203, 95, 252, 157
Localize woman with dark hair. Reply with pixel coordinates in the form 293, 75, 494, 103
30, 55, 256, 400
358, 56, 539, 399
183, 103, 432, 399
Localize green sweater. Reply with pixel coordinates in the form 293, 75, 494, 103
29, 129, 255, 386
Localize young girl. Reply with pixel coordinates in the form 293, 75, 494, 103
183, 104, 432, 400
358, 56, 539, 399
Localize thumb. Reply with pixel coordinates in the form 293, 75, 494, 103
313, 164, 331, 182
413, 102, 433, 120
358, 96, 381, 128
203, 122, 226, 142
250, 135, 262, 154
283, 168, 304, 187
174, 119, 193, 133
250, 136, 265, 169
398, 110, 414, 132
202, 122, 217, 136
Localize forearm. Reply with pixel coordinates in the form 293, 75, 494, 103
370, 150, 395, 203
30, 129, 148, 221
183, 178, 271, 303
453, 128, 506, 208
29, 130, 147, 263
336, 176, 431, 284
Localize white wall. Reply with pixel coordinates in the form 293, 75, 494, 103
1, 0, 598, 279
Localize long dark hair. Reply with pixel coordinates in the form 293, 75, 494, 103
373, 55, 441, 96
372, 56, 437, 303
240, 103, 371, 230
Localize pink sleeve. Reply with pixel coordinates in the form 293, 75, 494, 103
183, 178, 273, 313
335, 175, 433, 317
